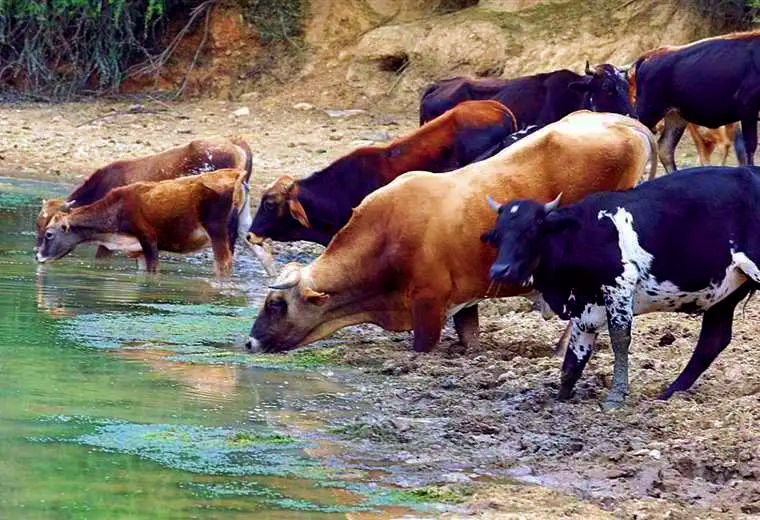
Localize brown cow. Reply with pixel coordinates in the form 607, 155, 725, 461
686, 122, 738, 166
247, 100, 518, 247
245, 111, 658, 354
35, 136, 252, 257
36, 168, 251, 278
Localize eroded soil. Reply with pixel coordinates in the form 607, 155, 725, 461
2, 99, 756, 519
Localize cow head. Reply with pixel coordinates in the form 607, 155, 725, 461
36, 213, 83, 263
245, 263, 333, 353
481, 194, 564, 286
570, 61, 633, 116
247, 175, 311, 245
35, 198, 73, 252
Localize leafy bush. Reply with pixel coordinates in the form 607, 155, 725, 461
239, 0, 307, 44
0, 0, 202, 98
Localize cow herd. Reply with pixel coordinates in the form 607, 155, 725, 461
33, 30, 760, 409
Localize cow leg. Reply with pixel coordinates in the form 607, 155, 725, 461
658, 113, 687, 172
605, 319, 633, 409
558, 321, 598, 400
208, 233, 233, 279
453, 304, 479, 350
659, 283, 751, 399
95, 246, 113, 259
411, 290, 446, 353
740, 116, 758, 166
553, 322, 572, 357
136, 236, 159, 272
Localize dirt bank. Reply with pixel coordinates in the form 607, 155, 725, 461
2, 98, 754, 519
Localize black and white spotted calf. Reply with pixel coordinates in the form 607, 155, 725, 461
482, 166, 760, 407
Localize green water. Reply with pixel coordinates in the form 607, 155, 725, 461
0, 178, 438, 519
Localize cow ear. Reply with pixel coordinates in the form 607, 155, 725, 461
288, 198, 311, 229
480, 229, 497, 246
303, 287, 329, 305
568, 81, 591, 92
543, 213, 578, 234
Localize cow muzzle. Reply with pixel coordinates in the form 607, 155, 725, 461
489, 263, 511, 281
245, 336, 263, 352
247, 232, 265, 246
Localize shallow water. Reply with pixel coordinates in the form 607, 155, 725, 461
0, 178, 447, 519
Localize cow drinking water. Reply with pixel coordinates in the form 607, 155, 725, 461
246, 111, 657, 354
483, 165, 760, 408
35, 137, 252, 257
36, 168, 252, 278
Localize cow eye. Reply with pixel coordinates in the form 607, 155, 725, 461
267, 298, 286, 313
45, 230, 54, 240
264, 199, 277, 211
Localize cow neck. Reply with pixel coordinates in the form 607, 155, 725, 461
67, 193, 123, 233
532, 215, 576, 293
299, 153, 385, 229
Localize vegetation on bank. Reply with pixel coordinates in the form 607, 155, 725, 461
0, 0, 755, 99
0, 0, 306, 99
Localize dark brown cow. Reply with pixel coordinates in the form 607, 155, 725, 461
248, 100, 518, 247
35, 137, 252, 256
630, 31, 760, 171
36, 168, 251, 278
245, 111, 657, 354
419, 63, 632, 127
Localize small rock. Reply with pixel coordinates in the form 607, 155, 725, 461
240, 92, 260, 101
505, 465, 533, 477
233, 107, 250, 117
356, 130, 392, 142
324, 108, 366, 118
315, 148, 328, 154
658, 331, 676, 346
176, 129, 193, 134
293, 102, 314, 111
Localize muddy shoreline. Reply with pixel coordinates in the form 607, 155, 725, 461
6, 99, 759, 519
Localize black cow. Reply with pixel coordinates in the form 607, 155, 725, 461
632, 31, 760, 171
482, 166, 760, 408
247, 100, 517, 247
419, 62, 632, 126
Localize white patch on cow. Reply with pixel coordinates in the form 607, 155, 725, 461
568, 303, 605, 360
236, 180, 252, 240
597, 207, 753, 323
446, 298, 482, 318
732, 251, 760, 283
93, 233, 143, 253
598, 207, 648, 327
510, 204, 519, 214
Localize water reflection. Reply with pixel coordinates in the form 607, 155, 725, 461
0, 177, 441, 519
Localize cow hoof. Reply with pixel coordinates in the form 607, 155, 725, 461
602, 392, 627, 409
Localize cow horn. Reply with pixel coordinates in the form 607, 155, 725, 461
585, 60, 593, 75
544, 193, 562, 213
60, 200, 75, 213
486, 195, 500, 212
269, 267, 301, 290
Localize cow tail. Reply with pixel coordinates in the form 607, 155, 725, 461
742, 287, 756, 319
503, 105, 518, 133
645, 128, 658, 180
227, 137, 253, 254
631, 124, 659, 181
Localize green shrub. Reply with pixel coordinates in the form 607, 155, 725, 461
0, 0, 201, 98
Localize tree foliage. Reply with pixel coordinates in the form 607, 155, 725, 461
0, 0, 198, 98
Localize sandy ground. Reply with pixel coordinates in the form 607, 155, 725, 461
3, 99, 758, 519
